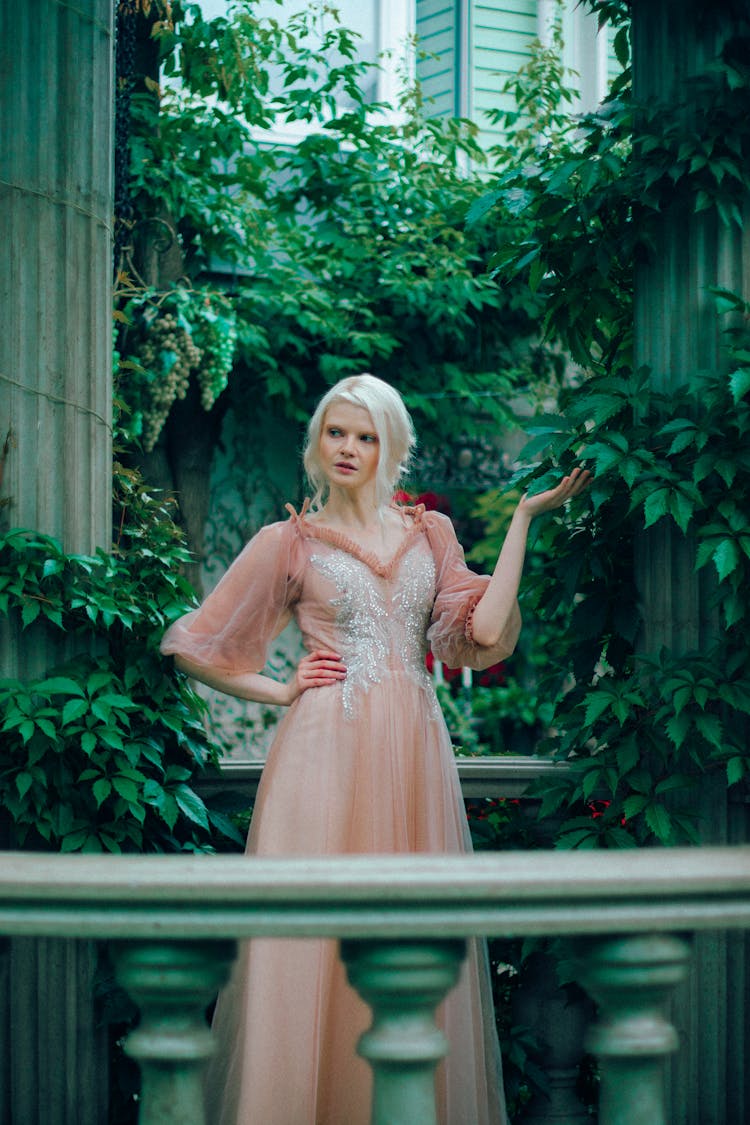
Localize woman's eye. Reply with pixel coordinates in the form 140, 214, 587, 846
361, 434, 378, 443
328, 428, 342, 437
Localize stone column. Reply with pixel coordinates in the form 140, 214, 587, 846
631, 3, 750, 1122
0, 0, 113, 558
0, 3, 114, 1122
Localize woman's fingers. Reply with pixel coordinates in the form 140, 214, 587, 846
519, 467, 593, 515
296, 650, 347, 691
565, 467, 593, 494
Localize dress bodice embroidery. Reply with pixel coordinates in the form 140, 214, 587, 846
287, 502, 427, 580
309, 543, 440, 720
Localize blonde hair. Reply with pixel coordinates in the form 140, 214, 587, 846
303, 374, 416, 510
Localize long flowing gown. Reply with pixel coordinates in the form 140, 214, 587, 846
161, 503, 521, 1125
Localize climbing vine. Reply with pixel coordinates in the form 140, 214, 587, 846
470, 1, 750, 846
0, 458, 242, 853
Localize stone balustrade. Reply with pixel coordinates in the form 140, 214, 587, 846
0, 846, 748, 1125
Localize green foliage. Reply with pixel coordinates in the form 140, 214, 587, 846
0, 462, 242, 853
116, 0, 557, 446
471, 6, 750, 372
472, 3, 750, 847
467, 486, 571, 753
510, 296, 750, 846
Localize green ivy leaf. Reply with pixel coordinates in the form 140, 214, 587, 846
643, 488, 670, 528
19, 720, 35, 743
583, 692, 612, 726
15, 772, 33, 799
618, 456, 644, 489
61, 830, 90, 853
93, 779, 112, 807
723, 592, 744, 629
727, 756, 746, 785
173, 784, 210, 830
694, 713, 723, 749
669, 490, 694, 534
729, 367, 750, 402
21, 601, 41, 628
666, 711, 691, 748
112, 777, 139, 803
37, 677, 86, 697
206, 809, 245, 847
713, 538, 740, 582
62, 699, 89, 726
537, 783, 570, 820
623, 793, 649, 819
35, 718, 57, 739
695, 538, 717, 571
81, 731, 97, 755
554, 827, 598, 850
582, 770, 602, 801
645, 803, 672, 842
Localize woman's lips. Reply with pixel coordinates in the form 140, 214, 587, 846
334, 462, 356, 472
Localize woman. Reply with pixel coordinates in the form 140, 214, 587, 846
161, 374, 590, 1125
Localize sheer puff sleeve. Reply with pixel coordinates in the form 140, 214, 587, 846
424, 510, 521, 671
160, 519, 304, 675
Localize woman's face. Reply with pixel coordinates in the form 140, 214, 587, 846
319, 402, 380, 491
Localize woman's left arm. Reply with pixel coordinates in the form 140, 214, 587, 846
470, 468, 592, 648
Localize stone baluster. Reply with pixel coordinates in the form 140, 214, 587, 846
112, 940, 236, 1125
512, 949, 593, 1124
342, 939, 466, 1125
578, 933, 692, 1125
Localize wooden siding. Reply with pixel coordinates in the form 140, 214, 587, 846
472, 0, 537, 149
416, 0, 457, 116
416, 0, 624, 154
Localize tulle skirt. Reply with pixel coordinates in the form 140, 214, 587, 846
204, 677, 507, 1125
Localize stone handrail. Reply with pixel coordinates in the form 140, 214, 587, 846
197, 752, 570, 799
1, 846, 749, 1125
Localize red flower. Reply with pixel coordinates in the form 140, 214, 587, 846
424, 650, 462, 681
478, 661, 506, 687
415, 491, 452, 515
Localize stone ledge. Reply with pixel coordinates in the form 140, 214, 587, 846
197, 754, 570, 800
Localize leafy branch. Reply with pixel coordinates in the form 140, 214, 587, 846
0, 461, 242, 853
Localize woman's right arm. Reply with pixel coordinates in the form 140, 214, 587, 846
174, 649, 347, 707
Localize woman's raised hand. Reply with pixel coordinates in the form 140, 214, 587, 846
517, 466, 592, 519
287, 649, 347, 704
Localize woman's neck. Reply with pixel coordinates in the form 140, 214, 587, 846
319, 488, 384, 531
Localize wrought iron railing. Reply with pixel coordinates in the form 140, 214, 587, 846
0, 846, 748, 1125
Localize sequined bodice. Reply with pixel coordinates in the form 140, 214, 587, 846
307, 542, 438, 718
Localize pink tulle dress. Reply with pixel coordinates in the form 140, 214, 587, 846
161, 503, 520, 1125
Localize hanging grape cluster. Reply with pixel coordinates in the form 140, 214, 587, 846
130, 312, 203, 451
190, 298, 238, 411
119, 291, 238, 452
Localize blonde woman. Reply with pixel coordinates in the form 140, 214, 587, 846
162, 373, 590, 1125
